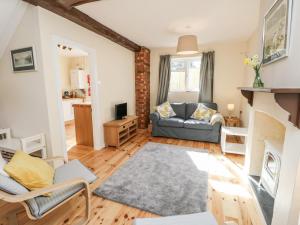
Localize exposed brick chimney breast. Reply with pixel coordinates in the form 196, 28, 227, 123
135, 47, 150, 129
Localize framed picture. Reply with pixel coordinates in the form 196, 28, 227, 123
11, 47, 36, 72
262, 0, 293, 65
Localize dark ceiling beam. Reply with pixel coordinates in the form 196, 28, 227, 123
56, 0, 101, 10
23, 0, 142, 52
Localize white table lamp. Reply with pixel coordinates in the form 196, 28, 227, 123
227, 104, 235, 118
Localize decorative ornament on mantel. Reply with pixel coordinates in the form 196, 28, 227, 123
244, 54, 264, 88
176, 35, 199, 55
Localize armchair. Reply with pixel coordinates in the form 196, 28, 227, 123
0, 157, 97, 225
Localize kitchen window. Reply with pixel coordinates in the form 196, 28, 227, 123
169, 56, 201, 92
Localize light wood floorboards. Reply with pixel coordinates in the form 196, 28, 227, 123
0, 131, 264, 225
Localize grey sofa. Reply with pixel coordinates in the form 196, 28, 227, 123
150, 103, 221, 143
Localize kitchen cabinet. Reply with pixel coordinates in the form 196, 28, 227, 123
71, 69, 86, 89
62, 98, 83, 122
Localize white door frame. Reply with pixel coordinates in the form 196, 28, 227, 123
51, 35, 102, 159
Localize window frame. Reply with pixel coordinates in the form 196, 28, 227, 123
169, 55, 202, 93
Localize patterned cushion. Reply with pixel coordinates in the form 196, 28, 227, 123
186, 103, 218, 120
155, 102, 176, 119
191, 104, 216, 122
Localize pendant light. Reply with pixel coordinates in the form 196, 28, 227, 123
176, 35, 199, 55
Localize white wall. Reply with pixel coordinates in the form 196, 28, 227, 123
241, 0, 300, 125
0, 6, 51, 152
0, 5, 135, 157
37, 6, 135, 156
59, 56, 71, 91
241, 0, 300, 224
150, 41, 247, 117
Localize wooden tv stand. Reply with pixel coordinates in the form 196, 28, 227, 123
103, 115, 138, 148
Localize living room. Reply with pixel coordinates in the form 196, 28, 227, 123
0, 0, 300, 225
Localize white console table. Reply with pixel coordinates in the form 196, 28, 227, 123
221, 127, 248, 155
0, 128, 47, 160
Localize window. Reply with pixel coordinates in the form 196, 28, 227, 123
169, 56, 201, 92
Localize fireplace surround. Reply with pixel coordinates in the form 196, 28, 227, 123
239, 87, 300, 225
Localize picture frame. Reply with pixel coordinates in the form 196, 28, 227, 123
11, 46, 36, 72
262, 0, 293, 65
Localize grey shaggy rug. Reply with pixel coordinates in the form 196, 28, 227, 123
94, 142, 209, 216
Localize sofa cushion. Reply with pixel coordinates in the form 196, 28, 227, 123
170, 103, 186, 119
185, 103, 198, 119
4, 151, 54, 192
186, 103, 218, 120
156, 102, 176, 118
184, 119, 214, 130
158, 117, 184, 128
27, 160, 97, 218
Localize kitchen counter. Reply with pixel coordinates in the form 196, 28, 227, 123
72, 102, 91, 107
73, 102, 93, 147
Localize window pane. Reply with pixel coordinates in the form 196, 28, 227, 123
169, 57, 201, 92
187, 68, 200, 91
171, 60, 185, 72
190, 60, 201, 69
169, 72, 186, 92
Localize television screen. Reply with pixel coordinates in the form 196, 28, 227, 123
115, 103, 127, 120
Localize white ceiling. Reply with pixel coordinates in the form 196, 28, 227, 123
0, 0, 27, 59
78, 0, 261, 48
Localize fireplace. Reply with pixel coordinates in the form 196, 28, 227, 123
260, 140, 282, 198
239, 87, 300, 225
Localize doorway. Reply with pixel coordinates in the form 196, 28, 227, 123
52, 36, 102, 159
56, 45, 91, 150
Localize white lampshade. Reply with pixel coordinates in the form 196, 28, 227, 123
227, 104, 235, 112
176, 35, 199, 55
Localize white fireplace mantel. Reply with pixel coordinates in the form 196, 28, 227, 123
238, 87, 300, 129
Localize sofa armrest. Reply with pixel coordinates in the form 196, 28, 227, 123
150, 112, 160, 125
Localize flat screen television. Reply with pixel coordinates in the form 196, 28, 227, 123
115, 103, 127, 120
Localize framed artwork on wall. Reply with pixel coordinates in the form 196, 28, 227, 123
262, 0, 293, 65
11, 46, 36, 72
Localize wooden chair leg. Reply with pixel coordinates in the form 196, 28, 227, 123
75, 184, 91, 225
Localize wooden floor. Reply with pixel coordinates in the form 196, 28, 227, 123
0, 130, 264, 225
65, 122, 76, 151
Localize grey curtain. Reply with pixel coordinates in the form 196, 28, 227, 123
156, 55, 171, 105
198, 51, 215, 103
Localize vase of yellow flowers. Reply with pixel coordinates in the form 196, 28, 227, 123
244, 55, 264, 88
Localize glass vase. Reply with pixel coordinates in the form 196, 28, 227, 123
253, 70, 264, 88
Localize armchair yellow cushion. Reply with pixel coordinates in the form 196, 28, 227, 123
4, 151, 54, 191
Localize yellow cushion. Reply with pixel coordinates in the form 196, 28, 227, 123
4, 151, 54, 191
191, 104, 216, 121
156, 102, 176, 118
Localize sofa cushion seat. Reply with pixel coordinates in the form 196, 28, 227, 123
158, 117, 184, 128
27, 159, 97, 218
184, 119, 214, 130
